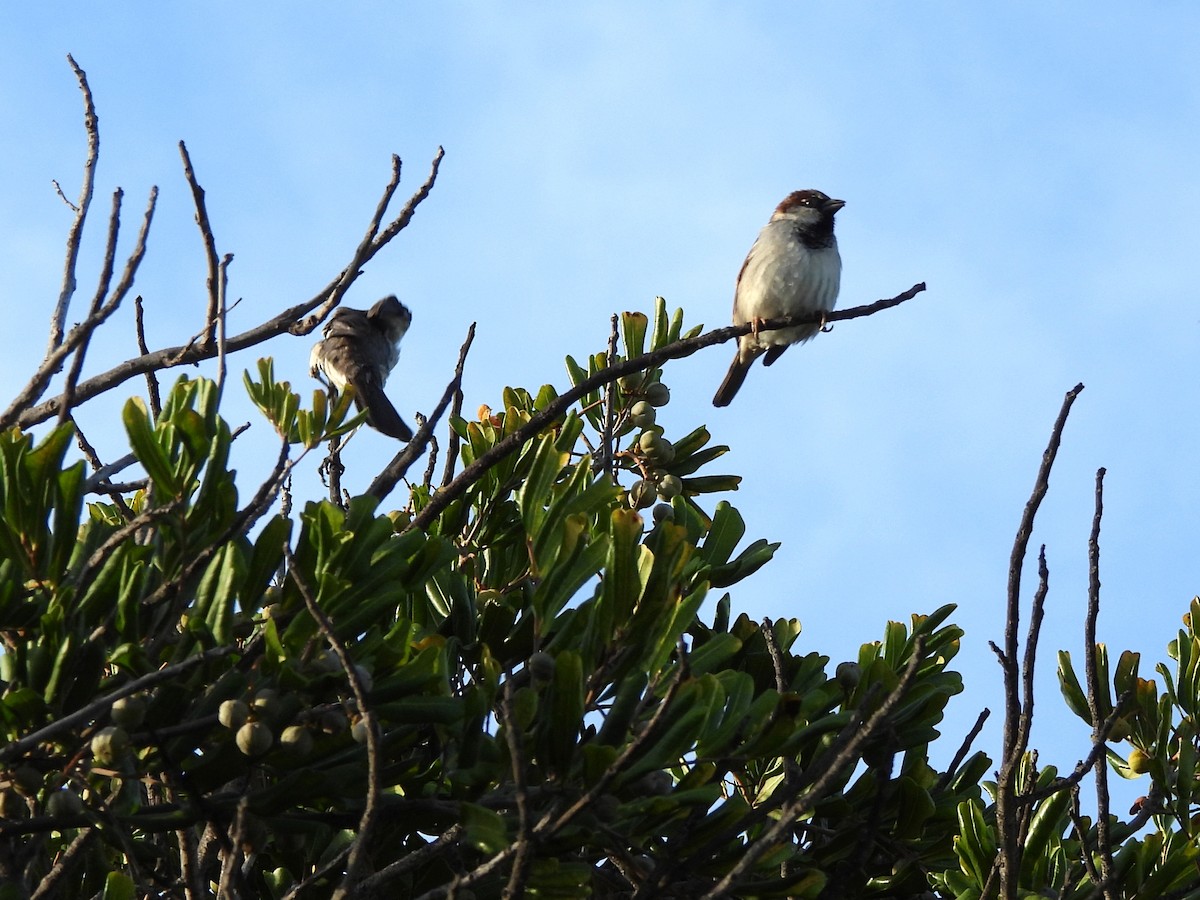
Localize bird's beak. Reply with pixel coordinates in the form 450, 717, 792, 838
824, 198, 846, 214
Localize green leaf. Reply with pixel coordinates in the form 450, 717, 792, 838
460, 802, 508, 854
123, 397, 181, 495
621, 310, 649, 358
102, 872, 137, 900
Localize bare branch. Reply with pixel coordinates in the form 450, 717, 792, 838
179, 141, 223, 348
216, 253, 234, 391
995, 382, 1085, 899
1016, 548, 1050, 768
47, 54, 99, 352
438, 366, 466, 489
1083, 467, 1116, 898
936, 707, 991, 791
405, 283, 927, 531
134, 295, 162, 417
600, 313, 619, 478
58, 187, 123, 423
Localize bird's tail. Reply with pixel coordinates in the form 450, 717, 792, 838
352, 378, 413, 441
712, 357, 752, 407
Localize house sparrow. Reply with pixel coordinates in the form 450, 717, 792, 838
712, 190, 844, 407
309, 295, 414, 440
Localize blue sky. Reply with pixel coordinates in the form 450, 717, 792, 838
3, 3, 1199, 811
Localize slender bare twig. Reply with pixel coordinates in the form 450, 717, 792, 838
404, 283, 926, 532
1015, 548, 1050, 774
420, 418, 439, 491
52, 178, 80, 212
285, 546, 382, 900
47, 54, 99, 353
994, 382, 1084, 900
133, 295, 162, 417
178, 141, 223, 349
439, 363, 466, 489
58, 188, 123, 424
1083, 468, 1116, 899
936, 708, 991, 791
15, 150, 444, 429
761, 618, 787, 694
215, 253, 234, 391
600, 313, 619, 478
368, 323, 477, 501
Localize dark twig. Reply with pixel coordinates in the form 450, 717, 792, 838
178, 142, 222, 349
600, 313, 619, 478
369, 323, 477, 501
215, 253, 234, 391
1017, 549, 1050, 774
83, 451, 138, 493
1083, 468, 1116, 899
761, 618, 787, 694
936, 708, 991, 791
285, 546, 382, 900
133, 295, 162, 417
405, 283, 926, 533
438, 371, 465, 489
994, 383, 1084, 899
420, 419, 439, 491
47, 54, 99, 352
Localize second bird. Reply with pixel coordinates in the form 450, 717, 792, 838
309, 295, 414, 441
712, 190, 844, 407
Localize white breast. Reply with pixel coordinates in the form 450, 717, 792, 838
734, 221, 841, 353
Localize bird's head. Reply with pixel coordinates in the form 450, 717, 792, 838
771, 190, 845, 227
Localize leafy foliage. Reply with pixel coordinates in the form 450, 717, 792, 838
0, 301, 979, 898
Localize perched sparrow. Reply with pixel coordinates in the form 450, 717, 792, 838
712, 190, 844, 407
309, 295, 414, 440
